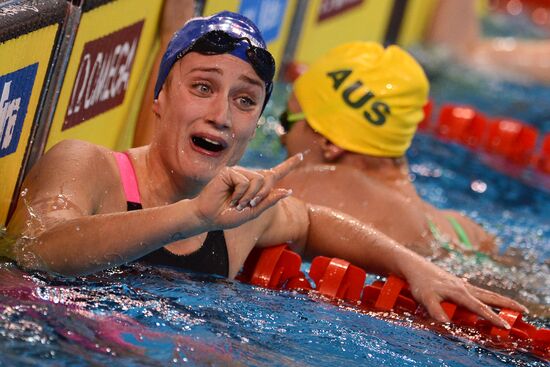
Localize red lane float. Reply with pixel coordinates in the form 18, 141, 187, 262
237, 245, 302, 289
418, 101, 549, 176
536, 134, 550, 174
362, 275, 417, 313
309, 257, 365, 302
485, 118, 538, 165
237, 244, 550, 361
435, 104, 487, 148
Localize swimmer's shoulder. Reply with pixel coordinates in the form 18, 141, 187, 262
278, 163, 420, 217
278, 164, 381, 200
283, 163, 374, 183
47, 138, 109, 158
27, 139, 114, 182
35, 139, 108, 162
21, 139, 123, 212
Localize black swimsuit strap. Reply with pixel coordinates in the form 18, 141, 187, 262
125, 201, 229, 277
127, 201, 143, 211
140, 230, 229, 277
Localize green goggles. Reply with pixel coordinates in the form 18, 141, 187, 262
279, 110, 306, 133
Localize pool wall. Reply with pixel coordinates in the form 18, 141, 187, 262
0, 0, 164, 225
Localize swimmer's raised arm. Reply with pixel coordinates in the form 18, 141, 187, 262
426, 0, 550, 84
257, 198, 527, 328
7, 141, 297, 276
7, 140, 208, 275
190, 153, 303, 228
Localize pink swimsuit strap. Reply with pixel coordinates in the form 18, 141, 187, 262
113, 152, 141, 204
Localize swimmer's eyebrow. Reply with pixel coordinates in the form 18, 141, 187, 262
186, 66, 264, 89
186, 66, 223, 75
238, 74, 264, 90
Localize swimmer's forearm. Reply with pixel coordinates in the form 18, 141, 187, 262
471, 40, 550, 84
304, 205, 423, 277
426, 0, 478, 53
15, 199, 210, 276
304, 205, 527, 326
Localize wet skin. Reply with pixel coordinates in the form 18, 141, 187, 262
279, 92, 496, 257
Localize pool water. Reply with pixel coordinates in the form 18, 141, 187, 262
0, 259, 547, 367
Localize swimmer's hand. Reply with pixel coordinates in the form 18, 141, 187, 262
400, 256, 529, 329
192, 153, 303, 229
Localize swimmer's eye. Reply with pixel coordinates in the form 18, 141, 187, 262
192, 82, 212, 95
236, 96, 257, 109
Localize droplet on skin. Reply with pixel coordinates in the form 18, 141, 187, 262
470, 180, 487, 193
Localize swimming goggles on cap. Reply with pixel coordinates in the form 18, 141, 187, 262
181, 30, 276, 83
279, 110, 306, 132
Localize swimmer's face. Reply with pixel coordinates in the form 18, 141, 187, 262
280, 92, 325, 163
153, 52, 265, 182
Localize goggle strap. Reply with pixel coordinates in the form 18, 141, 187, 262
287, 112, 306, 123
189, 31, 275, 83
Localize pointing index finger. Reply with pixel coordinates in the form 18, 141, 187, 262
271, 153, 304, 180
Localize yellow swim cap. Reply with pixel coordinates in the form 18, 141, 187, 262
294, 42, 429, 157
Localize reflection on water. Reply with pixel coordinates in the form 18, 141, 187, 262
0, 259, 547, 366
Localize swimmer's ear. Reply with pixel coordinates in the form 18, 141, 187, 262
251, 122, 259, 138
279, 133, 287, 146
152, 99, 160, 117
321, 139, 345, 162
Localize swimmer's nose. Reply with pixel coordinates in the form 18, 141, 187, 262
206, 96, 231, 129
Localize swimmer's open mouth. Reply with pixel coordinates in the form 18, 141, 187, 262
191, 135, 227, 153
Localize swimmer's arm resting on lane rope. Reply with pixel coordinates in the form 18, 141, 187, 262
257, 197, 527, 328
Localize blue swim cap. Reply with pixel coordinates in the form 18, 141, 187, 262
154, 11, 274, 110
